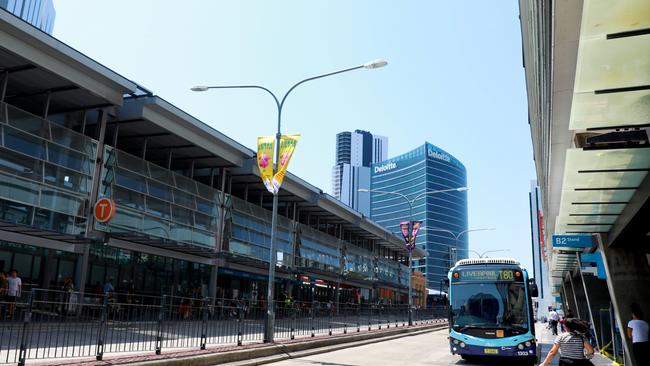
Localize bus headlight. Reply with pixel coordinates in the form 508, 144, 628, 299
525, 341, 532, 347
460, 342, 466, 348
517, 344, 524, 350
453, 339, 460, 345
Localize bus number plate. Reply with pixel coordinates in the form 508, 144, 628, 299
484, 348, 499, 354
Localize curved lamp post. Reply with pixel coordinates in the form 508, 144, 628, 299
467, 249, 510, 258
358, 186, 467, 325
428, 227, 496, 265
193, 59, 387, 343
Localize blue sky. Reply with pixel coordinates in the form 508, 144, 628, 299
53, 0, 535, 270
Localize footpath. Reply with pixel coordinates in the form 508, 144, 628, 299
536, 323, 612, 366
25, 322, 446, 366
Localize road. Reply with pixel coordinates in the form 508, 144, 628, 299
265, 324, 612, 366
265, 328, 525, 366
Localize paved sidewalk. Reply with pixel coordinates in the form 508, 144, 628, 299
536, 323, 612, 366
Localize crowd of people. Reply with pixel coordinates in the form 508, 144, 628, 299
540, 304, 648, 366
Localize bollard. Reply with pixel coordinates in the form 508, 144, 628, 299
96, 294, 109, 360
17, 292, 33, 366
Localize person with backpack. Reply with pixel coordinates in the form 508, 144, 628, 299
540, 318, 595, 366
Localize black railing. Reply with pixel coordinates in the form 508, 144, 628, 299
0, 289, 447, 365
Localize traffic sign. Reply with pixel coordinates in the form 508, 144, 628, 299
551, 234, 593, 248
94, 198, 116, 223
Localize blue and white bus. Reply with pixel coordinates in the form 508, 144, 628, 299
447, 258, 539, 365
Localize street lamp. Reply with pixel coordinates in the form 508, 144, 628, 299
467, 249, 510, 258
428, 227, 495, 265
358, 186, 467, 325
193, 59, 387, 343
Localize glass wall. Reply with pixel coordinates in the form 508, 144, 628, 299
343, 245, 374, 281
86, 244, 211, 296
296, 224, 341, 273
97, 147, 220, 248
227, 195, 292, 266
0, 102, 95, 236
0, 241, 79, 291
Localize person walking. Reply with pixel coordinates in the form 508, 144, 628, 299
540, 318, 595, 366
0, 271, 8, 319
6, 270, 21, 319
549, 308, 560, 335
628, 303, 649, 366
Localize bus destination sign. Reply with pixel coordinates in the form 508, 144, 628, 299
453, 269, 521, 282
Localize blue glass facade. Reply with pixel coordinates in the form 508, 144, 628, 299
1, 0, 56, 34
371, 142, 468, 289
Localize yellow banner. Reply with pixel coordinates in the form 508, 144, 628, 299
272, 134, 300, 193
256, 136, 275, 194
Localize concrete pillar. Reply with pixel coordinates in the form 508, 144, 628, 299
599, 236, 650, 366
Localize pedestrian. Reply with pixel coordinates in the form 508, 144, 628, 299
549, 308, 560, 335
0, 271, 8, 319
627, 303, 649, 365
540, 318, 595, 366
6, 270, 21, 320
103, 279, 114, 295
559, 316, 566, 332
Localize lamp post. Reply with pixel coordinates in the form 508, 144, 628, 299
428, 227, 495, 266
192, 59, 387, 343
467, 249, 510, 258
358, 186, 467, 325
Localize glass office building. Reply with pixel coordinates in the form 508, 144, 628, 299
1, 0, 56, 34
370, 142, 468, 289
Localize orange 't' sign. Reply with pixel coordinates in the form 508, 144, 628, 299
94, 198, 116, 223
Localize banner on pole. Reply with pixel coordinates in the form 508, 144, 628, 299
399, 221, 410, 244
272, 134, 300, 193
409, 221, 422, 251
399, 220, 422, 251
257, 136, 275, 194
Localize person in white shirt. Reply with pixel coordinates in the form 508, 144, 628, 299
628, 303, 649, 365
549, 309, 560, 335
6, 269, 22, 319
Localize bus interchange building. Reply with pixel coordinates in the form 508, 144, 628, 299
0, 10, 422, 304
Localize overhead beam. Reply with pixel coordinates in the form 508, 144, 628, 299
608, 172, 650, 247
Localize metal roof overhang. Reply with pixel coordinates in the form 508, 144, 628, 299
0, 10, 136, 108
228, 159, 424, 259
114, 96, 254, 169
544, 0, 650, 294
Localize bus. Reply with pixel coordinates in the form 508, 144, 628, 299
447, 258, 539, 365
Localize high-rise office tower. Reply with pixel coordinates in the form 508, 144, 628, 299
370, 142, 468, 289
332, 130, 387, 216
1, 0, 56, 34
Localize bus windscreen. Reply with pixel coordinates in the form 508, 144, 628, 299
450, 282, 528, 333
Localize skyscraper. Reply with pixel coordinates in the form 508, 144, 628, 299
370, 142, 468, 289
1, 0, 56, 34
332, 130, 387, 216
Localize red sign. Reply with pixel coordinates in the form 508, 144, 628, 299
538, 210, 546, 261
94, 198, 116, 223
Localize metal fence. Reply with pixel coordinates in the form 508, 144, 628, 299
0, 289, 447, 365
